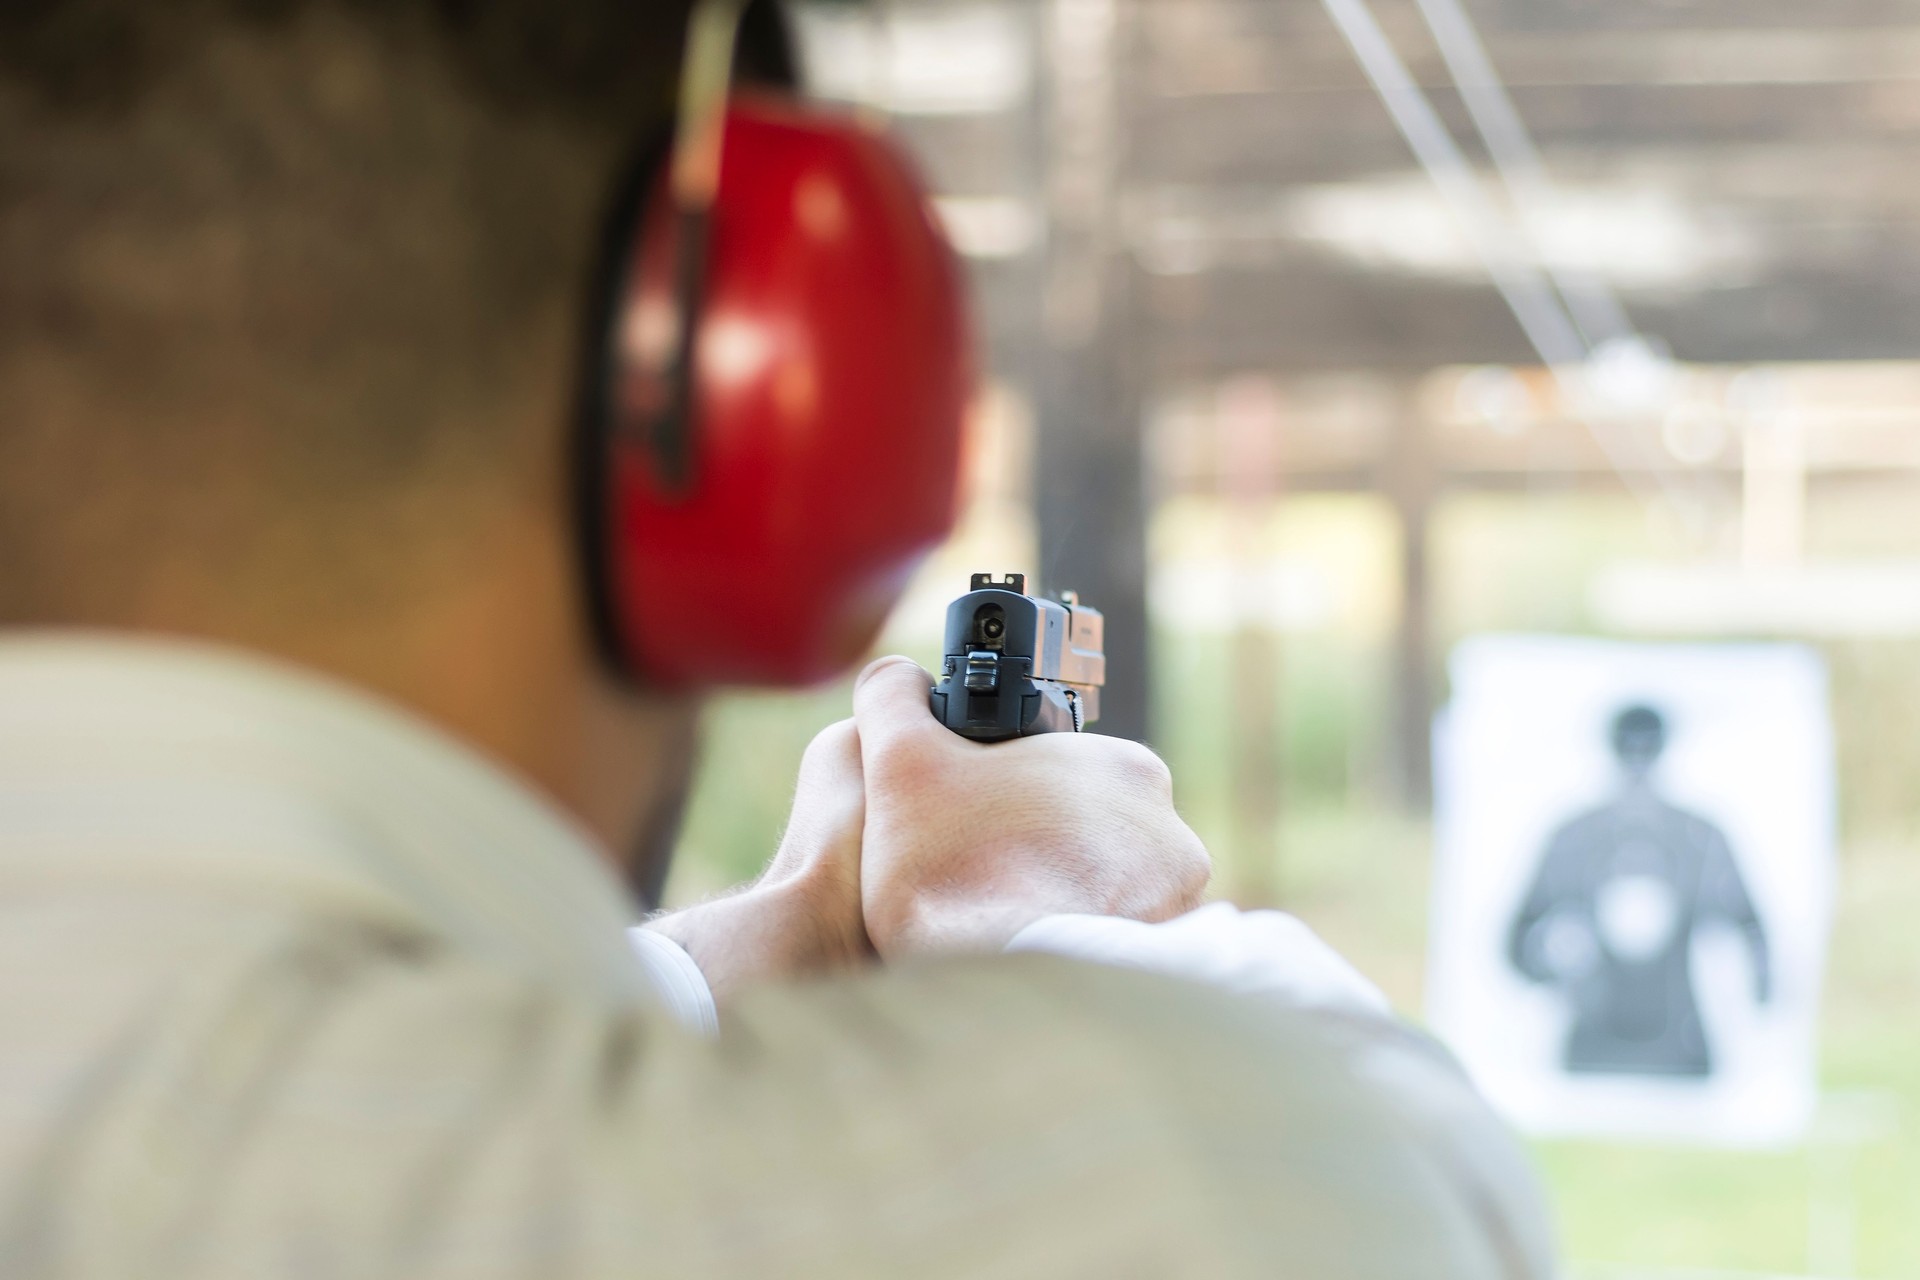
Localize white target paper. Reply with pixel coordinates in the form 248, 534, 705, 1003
1427, 635, 1834, 1147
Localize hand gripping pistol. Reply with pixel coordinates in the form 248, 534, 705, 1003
929, 573, 1105, 742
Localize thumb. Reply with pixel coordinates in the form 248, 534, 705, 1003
852, 655, 945, 760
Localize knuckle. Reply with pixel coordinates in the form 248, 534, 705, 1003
1181, 835, 1214, 891
796, 719, 861, 788
1147, 835, 1212, 918
1114, 740, 1174, 790
805, 718, 858, 762
868, 732, 944, 795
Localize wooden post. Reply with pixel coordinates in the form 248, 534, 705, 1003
1385, 382, 1435, 811
1033, 0, 1151, 743
1219, 377, 1285, 904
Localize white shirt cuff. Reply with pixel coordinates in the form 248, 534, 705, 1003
1005, 901, 1392, 1017
626, 927, 721, 1037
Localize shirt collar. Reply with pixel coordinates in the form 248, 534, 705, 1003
0, 632, 656, 1006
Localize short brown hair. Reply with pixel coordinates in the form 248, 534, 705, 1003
0, 0, 790, 625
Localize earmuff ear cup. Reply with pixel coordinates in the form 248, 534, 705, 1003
600, 95, 973, 687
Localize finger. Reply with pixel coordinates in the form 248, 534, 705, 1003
797, 718, 862, 784
851, 656, 946, 761
772, 720, 865, 875
790, 719, 864, 822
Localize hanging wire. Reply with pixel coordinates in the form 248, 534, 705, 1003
1411, 0, 1637, 351
1318, 0, 1679, 505
1320, 0, 1584, 366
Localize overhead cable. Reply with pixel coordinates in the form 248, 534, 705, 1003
1411, 0, 1637, 350
1318, 0, 1672, 502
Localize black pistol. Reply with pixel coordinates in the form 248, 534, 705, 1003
930, 573, 1105, 742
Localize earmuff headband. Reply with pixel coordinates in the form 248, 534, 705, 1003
630, 0, 748, 492
672, 0, 746, 210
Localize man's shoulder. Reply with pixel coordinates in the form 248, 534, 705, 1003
680, 955, 1541, 1279
725, 951, 1360, 1084
0, 897, 1545, 1278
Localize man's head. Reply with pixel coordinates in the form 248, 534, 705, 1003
0, 0, 792, 862
1610, 704, 1668, 781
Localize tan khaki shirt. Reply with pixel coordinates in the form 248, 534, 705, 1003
0, 636, 1556, 1278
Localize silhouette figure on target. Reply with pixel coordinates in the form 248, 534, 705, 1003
1506, 705, 1772, 1078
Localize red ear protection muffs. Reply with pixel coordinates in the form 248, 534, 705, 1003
577, 2, 974, 689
